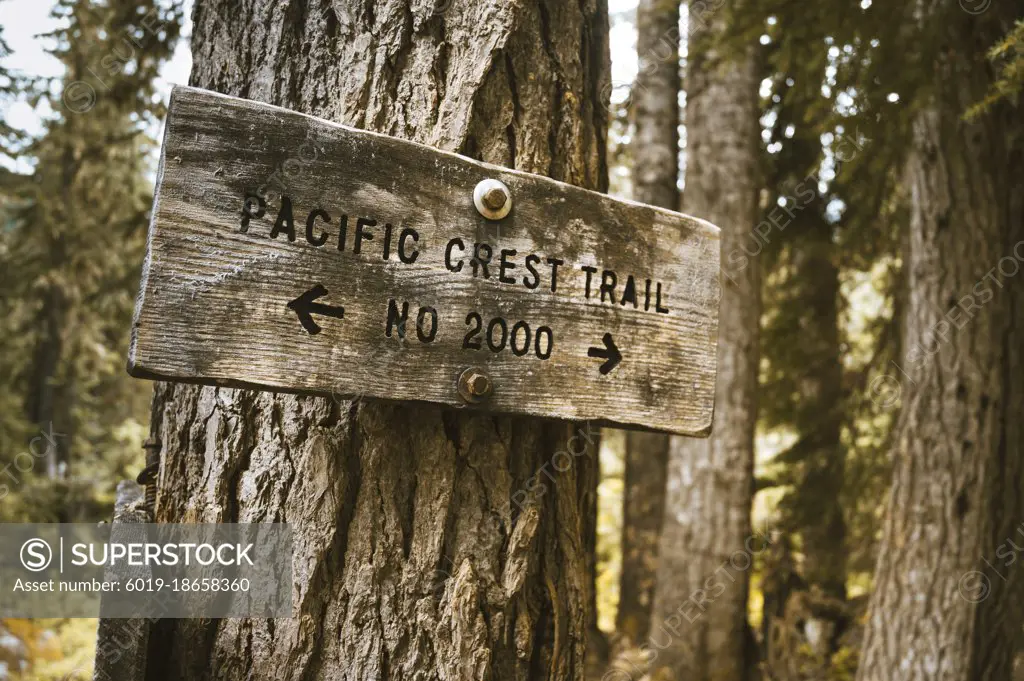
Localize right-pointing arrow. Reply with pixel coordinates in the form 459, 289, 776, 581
588, 333, 622, 375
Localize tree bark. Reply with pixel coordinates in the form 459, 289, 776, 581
648, 6, 761, 681
855, 7, 1024, 681
144, 2, 609, 680
616, 0, 679, 647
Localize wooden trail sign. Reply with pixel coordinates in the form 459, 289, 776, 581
129, 86, 721, 436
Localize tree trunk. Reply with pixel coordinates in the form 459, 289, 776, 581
27, 284, 69, 481
855, 8, 1024, 681
615, 0, 679, 647
617, 432, 670, 646
760, 230, 847, 672
632, 0, 680, 211
583, 447, 610, 679
787, 235, 845, 602
761, 227, 847, 667
756, 55, 849, 670
144, 2, 610, 680
648, 7, 761, 681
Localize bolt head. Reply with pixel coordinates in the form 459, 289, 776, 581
482, 186, 508, 211
470, 373, 491, 395
473, 179, 512, 220
458, 367, 493, 403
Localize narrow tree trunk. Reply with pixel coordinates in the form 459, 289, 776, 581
144, 2, 610, 680
855, 8, 1024, 681
648, 7, 761, 681
632, 0, 680, 211
583, 448, 611, 679
616, 0, 679, 647
761, 227, 846, 672
27, 285, 68, 481
788, 235, 846, 602
617, 432, 670, 646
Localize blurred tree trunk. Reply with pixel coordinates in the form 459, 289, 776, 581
584, 449, 610, 679
761, 223, 847, 671
648, 6, 761, 681
25, 285, 75, 523
788, 233, 846, 601
855, 8, 1024, 681
631, 0, 680, 210
756, 46, 851, 670
144, 2, 610, 680
618, 432, 670, 645
616, 0, 679, 647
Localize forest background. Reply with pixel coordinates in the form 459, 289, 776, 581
0, 0, 1021, 679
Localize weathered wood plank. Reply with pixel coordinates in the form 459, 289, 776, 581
129, 86, 720, 435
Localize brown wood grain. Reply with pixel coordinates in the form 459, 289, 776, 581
129, 86, 720, 436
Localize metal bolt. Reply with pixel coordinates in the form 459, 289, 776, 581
473, 179, 512, 220
136, 437, 162, 519
458, 367, 493, 403
470, 373, 490, 395
483, 186, 507, 211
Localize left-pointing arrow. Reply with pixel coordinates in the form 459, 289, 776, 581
287, 284, 345, 335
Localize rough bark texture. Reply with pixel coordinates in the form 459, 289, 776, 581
616, 0, 679, 647
648, 7, 761, 681
855, 7, 1024, 681
144, 2, 610, 680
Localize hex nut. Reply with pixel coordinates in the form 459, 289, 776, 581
458, 367, 493, 403
473, 179, 512, 220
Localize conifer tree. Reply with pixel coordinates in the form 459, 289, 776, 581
0, 0, 182, 521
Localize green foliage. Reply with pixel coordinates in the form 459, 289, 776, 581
0, 0, 183, 522
828, 645, 859, 680
727, 3, 1021, 673
967, 20, 1024, 119
752, 16, 903, 597
726, 0, 934, 624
